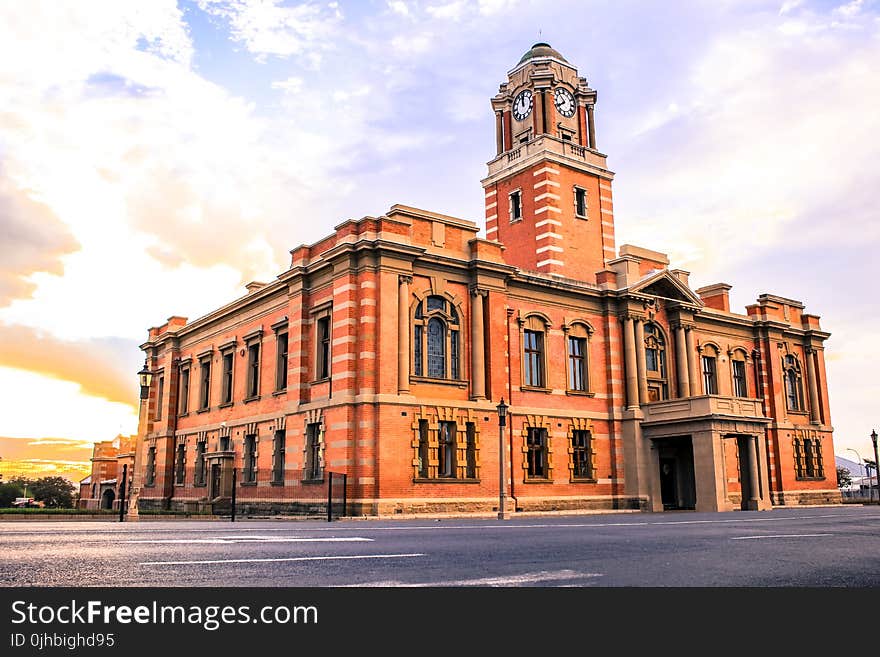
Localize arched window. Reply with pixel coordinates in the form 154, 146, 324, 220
730, 349, 748, 398
644, 323, 668, 401
783, 355, 805, 411
566, 322, 592, 393
701, 344, 720, 395
413, 295, 461, 380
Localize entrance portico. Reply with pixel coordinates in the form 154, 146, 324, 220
641, 395, 772, 512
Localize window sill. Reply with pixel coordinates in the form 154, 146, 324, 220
565, 390, 595, 397
570, 478, 598, 484
520, 385, 552, 394
272, 389, 287, 397
411, 376, 468, 389
310, 377, 331, 386
796, 476, 826, 481
219, 401, 233, 409
413, 478, 481, 484
193, 483, 207, 488
243, 395, 260, 404
270, 480, 284, 486
575, 214, 588, 220
787, 410, 809, 416
174, 480, 185, 486
197, 407, 211, 414
302, 478, 325, 485
178, 412, 189, 418
143, 484, 155, 489
240, 481, 257, 487
523, 477, 552, 484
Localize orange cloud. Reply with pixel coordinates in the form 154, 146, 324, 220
0, 168, 80, 306
0, 325, 140, 407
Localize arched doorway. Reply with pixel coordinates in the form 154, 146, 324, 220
100, 488, 115, 510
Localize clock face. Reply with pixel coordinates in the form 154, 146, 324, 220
554, 88, 575, 118
512, 89, 533, 121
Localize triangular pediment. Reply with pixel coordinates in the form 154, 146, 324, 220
629, 271, 703, 306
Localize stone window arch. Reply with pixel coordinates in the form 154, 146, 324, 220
729, 347, 750, 398
564, 320, 594, 393
644, 322, 668, 401
783, 354, 805, 412
700, 342, 721, 395
412, 294, 462, 380
519, 313, 552, 389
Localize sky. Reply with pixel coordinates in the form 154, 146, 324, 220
0, 0, 878, 480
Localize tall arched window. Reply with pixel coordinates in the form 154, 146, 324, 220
783, 355, 805, 411
644, 323, 668, 401
413, 295, 460, 380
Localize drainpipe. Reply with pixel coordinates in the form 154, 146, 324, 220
506, 307, 517, 511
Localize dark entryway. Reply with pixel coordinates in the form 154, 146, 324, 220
655, 438, 697, 510
211, 464, 221, 499
100, 488, 115, 510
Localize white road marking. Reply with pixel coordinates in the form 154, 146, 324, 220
140, 553, 425, 566
347, 569, 603, 587
730, 534, 833, 540
125, 537, 372, 544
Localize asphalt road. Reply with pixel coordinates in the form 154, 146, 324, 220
2, 506, 880, 587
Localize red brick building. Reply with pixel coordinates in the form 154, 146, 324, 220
79, 435, 135, 510
132, 43, 837, 515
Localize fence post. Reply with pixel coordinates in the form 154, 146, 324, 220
327, 472, 333, 523
231, 467, 237, 523
342, 473, 347, 518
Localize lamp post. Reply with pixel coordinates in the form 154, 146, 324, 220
871, 430, 880, 505
496, 398, 508, 520
138, 364, 153, 400
847, 448, 867, 499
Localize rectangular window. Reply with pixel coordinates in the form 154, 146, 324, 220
246, 341, 260, 398
175, 442, 186, 485
523, 329, 544, 387
317, 316, 331, 380
305, 423, 322, 480
219, 435, 231, 452
417, 420, 429, 478
194, 441, 206, 486
732, 360, 747, 398
145, 446, 156, 486
243, 434, 257, 483
571, 430, 593, 479
221, 350, 234, 404
450, 330, 460, 380
568, 336, 587, 391
804, 439, 815, 478
574, 187, 587, 218
466, 422, 477, 480
527, 428, 548, 479
178, 367, 190, 415
272, 429, 285, 484
275, 332, 288, 391
199, 357, 211, 410
510, 190, 522, 223
155, 373, 164, 421
438, 421, 456, 478
702, 355, 718, 395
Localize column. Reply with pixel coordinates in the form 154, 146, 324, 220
675, 324, 690, 398
495, 111, 504, 155
747, 435, 761, 506
470, 288, 486, 400
804, 347, 821, 424
634, 318, 648, 405
398, 275, 411, 394
577, 104, 587, 147
503, 109, 513, 151
586, 103, 596, 149
622, 315, 639, 410
685, 326, 699, 397
533, 89, 544, 136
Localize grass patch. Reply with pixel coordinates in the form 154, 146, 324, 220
0, 508, 115, 515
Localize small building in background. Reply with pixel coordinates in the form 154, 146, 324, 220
78, 435, 135, 510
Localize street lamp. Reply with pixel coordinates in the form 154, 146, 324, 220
847, 448, 867, 500
496, 398, 508, 520
138, 364, 153, 400
871, 430, 879, 505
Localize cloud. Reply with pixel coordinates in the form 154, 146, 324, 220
196, 0, 343, 62
0, 325, 140, 406
0, 169, 80, 307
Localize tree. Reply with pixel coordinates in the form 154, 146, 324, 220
837, 466, 852, 489
27, 476, 76, 508
0, 480, 25, 507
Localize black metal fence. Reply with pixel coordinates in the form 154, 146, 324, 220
218, 469, 349, 522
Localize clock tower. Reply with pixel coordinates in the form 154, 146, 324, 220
482, 43, 615, 282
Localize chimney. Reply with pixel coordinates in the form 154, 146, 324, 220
696, 283, 732, 312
